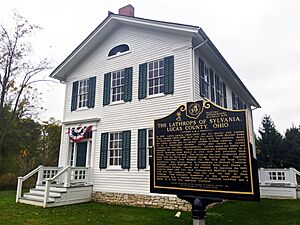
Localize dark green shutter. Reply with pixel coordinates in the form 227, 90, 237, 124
87, 76, 96, 108
100, 133, 108, 169
124, 67, 133, 102
103, 73, 111, 106
138, 129, 147, 169
164, 55, 174, 94
215, 75, 220, 105
199, 58, 205, 97
122, 130, 131, 170
138, 63, 147, 99
210, 69, 215, 102
223, 82, 227, 108
71, 81, 78, 111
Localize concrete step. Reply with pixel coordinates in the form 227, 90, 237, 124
23, 193, 55, 202
29, 189, 62, 198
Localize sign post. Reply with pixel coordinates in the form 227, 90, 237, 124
150, 100, 260, 223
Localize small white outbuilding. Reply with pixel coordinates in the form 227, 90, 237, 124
259, 168, 300, 199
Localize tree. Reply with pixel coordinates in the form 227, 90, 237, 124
36, 118, 61, 166
0, 11, 51, 163
257, 115, 284, 167
282, 126, 300, 170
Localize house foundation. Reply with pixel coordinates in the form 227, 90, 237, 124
91, 192, 192, 211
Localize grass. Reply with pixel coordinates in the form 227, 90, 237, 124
1, 190, 300, 225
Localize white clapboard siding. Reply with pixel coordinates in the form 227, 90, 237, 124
59, 25, 193, 195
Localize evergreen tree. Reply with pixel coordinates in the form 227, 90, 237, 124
282, 126, 300, 170
257, 115, 283, 167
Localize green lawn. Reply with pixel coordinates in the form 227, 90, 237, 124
1, 190, 300, 225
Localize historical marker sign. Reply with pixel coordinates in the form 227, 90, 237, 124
150, 100, 260, 201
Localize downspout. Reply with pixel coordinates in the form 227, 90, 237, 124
191, 39, 208, 101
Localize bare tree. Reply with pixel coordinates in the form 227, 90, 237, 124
0, 11, 52, 151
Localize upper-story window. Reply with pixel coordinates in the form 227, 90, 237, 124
148, 59, 164, 95
232, 92, 246, 110
103, 67, 133, 106
71, 77, 96, 111
108, 44, 130, 58
199, 58, 227, 108
138, 55, 174, 100
203, 64, 210, 98
78, 79, 89, 108
111, 70, 125, 102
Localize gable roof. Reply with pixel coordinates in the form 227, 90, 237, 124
49, 13, 260, 108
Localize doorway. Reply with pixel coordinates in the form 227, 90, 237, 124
69, 140, 92, 167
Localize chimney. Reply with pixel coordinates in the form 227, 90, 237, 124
118, 4, 134, 17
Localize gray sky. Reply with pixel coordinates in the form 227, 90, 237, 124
1, 0, 299, 135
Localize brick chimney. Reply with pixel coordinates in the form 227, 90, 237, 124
118, 4, 134, 17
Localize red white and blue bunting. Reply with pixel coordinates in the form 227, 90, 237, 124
68, 125, 92, 142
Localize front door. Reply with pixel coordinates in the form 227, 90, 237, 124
76, 142, 87, 167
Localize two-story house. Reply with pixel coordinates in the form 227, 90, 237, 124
16, 5, 260, 209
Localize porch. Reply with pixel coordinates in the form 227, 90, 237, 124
16, 165, 92, 207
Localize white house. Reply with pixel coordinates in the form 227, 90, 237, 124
16, 5, 260, 209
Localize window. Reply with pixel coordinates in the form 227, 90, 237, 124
108, 44, 130, 57
147, 129, 153, 168
109, 132, 122, 166
78, 79, 89, 108
269, 171, 285, 181
71, 77, 96, 111
216, 75, 226, 107
70, 143, 75, 166
269, 172, 277, 180
232, 92, 246, 110
111, 70, 125, 102
148, 59, 164, 95
199, 59, 227, 107
278, 172, 286, 180
203, 64, 210, 98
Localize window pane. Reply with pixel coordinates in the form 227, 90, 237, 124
149, 63, 153, 70
149, 71, 153, 79
149, 88, 153, 95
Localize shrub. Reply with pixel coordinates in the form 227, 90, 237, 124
0, 173, 17, 190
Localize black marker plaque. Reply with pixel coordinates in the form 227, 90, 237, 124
150, 100, 260, 201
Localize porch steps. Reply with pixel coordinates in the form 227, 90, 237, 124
18, 184, 93, 207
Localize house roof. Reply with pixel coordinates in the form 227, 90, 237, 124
49, 13, 260, 108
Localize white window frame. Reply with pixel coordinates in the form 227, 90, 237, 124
78, 79, 89, 108
148, 59, 164, 96
146, 129, 153, 169
108, 132, 123, 168
111, 70, 125, 102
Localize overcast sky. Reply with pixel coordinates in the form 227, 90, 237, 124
1, 0, 299, 134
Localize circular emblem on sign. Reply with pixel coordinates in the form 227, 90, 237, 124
188, 103, 201, 117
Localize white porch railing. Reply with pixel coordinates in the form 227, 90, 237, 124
16, 165, 91, 207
